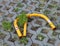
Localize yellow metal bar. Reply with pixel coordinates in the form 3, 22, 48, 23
27, 13, 56, 30
13, 18, 22, 37
23, 22, 27, 36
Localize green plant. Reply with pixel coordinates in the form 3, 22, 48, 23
40, 0, 49, 2
52, 31, 58, 36
56, 23, 60, 29
37, 34, 45, 41
39, 4, 45, 7
2, 21, 11, 31
2, 21, 14, 38
17, 3, 23, 7
17, 12, 28, 26
44, 10, 51, 15
57, 7, 60, 10
0, 31, 6, 39
3, 43, 8, 46
19, 37, 28, 45
20, 10, 28, 14
48, 4, 57, 9
14, 8, 20, 12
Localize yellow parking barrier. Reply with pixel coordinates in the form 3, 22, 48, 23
14, 13, 56, 37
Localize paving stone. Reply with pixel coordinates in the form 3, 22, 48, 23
47, 38, 56, 45
0, 0, 60, 46
58, 33, 60, 40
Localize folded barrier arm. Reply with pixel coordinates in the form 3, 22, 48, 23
14, 13, 56, 37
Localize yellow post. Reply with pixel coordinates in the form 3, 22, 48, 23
23, 22, 27, 36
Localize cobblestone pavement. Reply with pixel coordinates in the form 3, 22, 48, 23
0, 0, 60, 46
